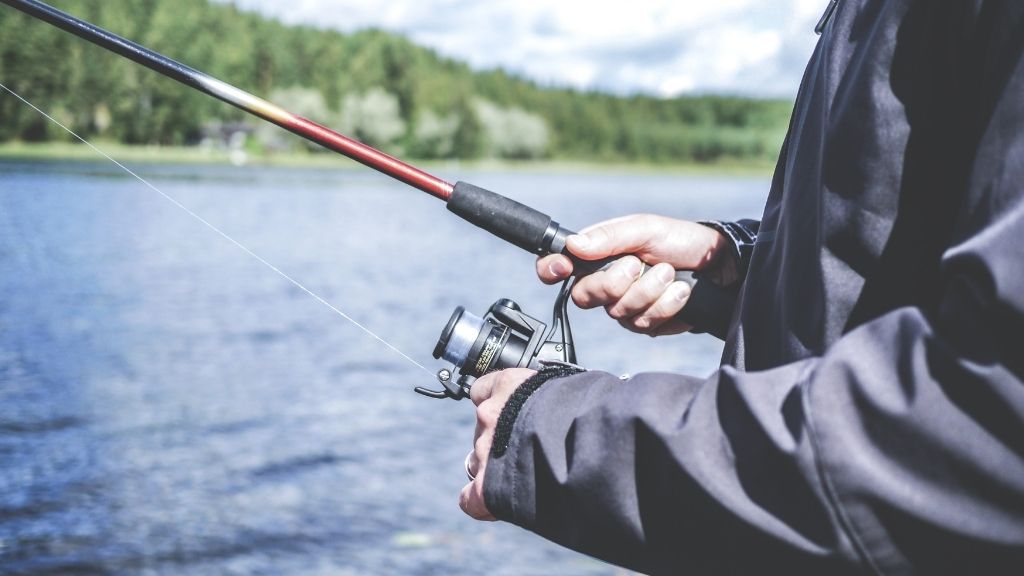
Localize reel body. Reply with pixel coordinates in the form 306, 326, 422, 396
416, 282, 576, 400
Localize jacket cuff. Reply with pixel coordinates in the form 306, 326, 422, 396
491, 363, 586, 458
483, 364, 586, 522
698, 219, 760, 281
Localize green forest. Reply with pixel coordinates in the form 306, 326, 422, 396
0, 0, 793, 164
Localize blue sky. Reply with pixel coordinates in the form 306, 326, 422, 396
219, 0, 828, 98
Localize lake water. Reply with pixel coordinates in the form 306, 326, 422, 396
0, 159, 768, 575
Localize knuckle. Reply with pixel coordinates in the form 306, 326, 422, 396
476, 404, 497, 428
469, 379, 490, 405
606, 304, 627, 320
572, 281, 606, 308
474, 435, 489, 456
604, 281, 631, 303
638, 269, 671, 299
617, 318, 644, 334
638, 282, 662, 302
618, 255, 643, 278
500, 368, 522, 386
572, 290, 593, 308
606, 259, 639, 293
590, 225, 612, 245
644, 302, 671, 323
636, 213, 656, 228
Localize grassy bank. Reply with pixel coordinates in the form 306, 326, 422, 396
0, 141, 777, 177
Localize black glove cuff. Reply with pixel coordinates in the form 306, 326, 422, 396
490, 362, 585, 458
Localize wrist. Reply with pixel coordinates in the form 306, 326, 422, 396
697, 220, 758, 286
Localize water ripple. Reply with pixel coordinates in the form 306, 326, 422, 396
0, 415, 88, 435
249, 453, 347, 480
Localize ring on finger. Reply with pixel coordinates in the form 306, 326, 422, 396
635, 262, 649, 281
464, 450, 476, 481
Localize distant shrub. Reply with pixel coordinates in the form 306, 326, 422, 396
339, 88, 406, 150
474, 99, 549, 159
410, 109, 459, 159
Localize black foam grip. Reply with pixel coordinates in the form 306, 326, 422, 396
448, 181, 552, 254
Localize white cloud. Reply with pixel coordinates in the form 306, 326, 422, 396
217, 0, 827, 97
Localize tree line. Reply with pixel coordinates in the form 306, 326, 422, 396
0, 0, 792, 163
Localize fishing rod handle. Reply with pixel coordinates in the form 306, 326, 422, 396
447, 181, 736, 336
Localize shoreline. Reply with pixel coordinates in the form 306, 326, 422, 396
0, 141, 776, 178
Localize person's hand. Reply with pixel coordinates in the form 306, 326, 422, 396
459, 367, 536, 521
537, 215, 732, 336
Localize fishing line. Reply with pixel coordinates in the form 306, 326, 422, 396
0, 81, 433, 376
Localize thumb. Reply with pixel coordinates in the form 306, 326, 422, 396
566, 215, 720, 270
566, 215, 656, 260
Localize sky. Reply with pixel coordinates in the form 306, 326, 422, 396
219, 0, 829, 99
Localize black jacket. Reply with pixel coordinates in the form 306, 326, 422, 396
483, 1, 1024, 573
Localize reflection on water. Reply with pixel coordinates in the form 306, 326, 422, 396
0, 160, 767, 574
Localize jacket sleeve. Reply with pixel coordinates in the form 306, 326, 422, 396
484, 275, 1024, 574
483, 42, 1024, 576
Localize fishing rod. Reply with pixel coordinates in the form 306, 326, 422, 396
1, 0, 735, 399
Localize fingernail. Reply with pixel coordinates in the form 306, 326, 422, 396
656, 264, 674, 284
548, 260, 569, 277
673, 281, 692, 302
619, 258, 642, 280
570, 234, 591, 251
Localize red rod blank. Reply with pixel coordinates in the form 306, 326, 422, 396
289, 116, 454, 202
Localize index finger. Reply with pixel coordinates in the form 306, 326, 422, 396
469, 372, 497, 405
537, 253, 574, 284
